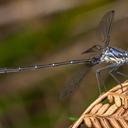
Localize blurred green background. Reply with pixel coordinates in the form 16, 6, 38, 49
0, 0, 128, 127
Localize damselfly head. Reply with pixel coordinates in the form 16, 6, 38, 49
90, 56, 101, 65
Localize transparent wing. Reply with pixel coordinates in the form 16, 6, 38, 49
59, 64, 93, 100
97, 10, 115, 48
82, 44, 102, 54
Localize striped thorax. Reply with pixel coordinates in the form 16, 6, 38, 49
100, 47, 128, 64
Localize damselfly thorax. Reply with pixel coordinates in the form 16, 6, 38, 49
100, 47, 128, 64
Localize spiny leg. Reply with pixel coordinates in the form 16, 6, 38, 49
96, 70, 102, 95
96, 64, 115, 95
116, 71, 128, 78
109, 69, 123, 92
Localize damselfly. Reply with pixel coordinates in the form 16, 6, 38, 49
1, 10, 127, 99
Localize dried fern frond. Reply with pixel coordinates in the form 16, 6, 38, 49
70, 80, 128, 128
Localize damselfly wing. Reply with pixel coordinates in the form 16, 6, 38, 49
82, 10, 115, 54
60, 10, 115, 99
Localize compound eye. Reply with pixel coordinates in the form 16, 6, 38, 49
91, 57, 96, 64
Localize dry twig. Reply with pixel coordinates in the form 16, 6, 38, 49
70, 80, 128, 128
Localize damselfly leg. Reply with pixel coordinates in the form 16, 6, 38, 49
116, 71, 128, 78
109, 68, 124, 92
96, 64, 116, 94
96, 64, 125, 94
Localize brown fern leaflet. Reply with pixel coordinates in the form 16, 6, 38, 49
70, 81, 128, 128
